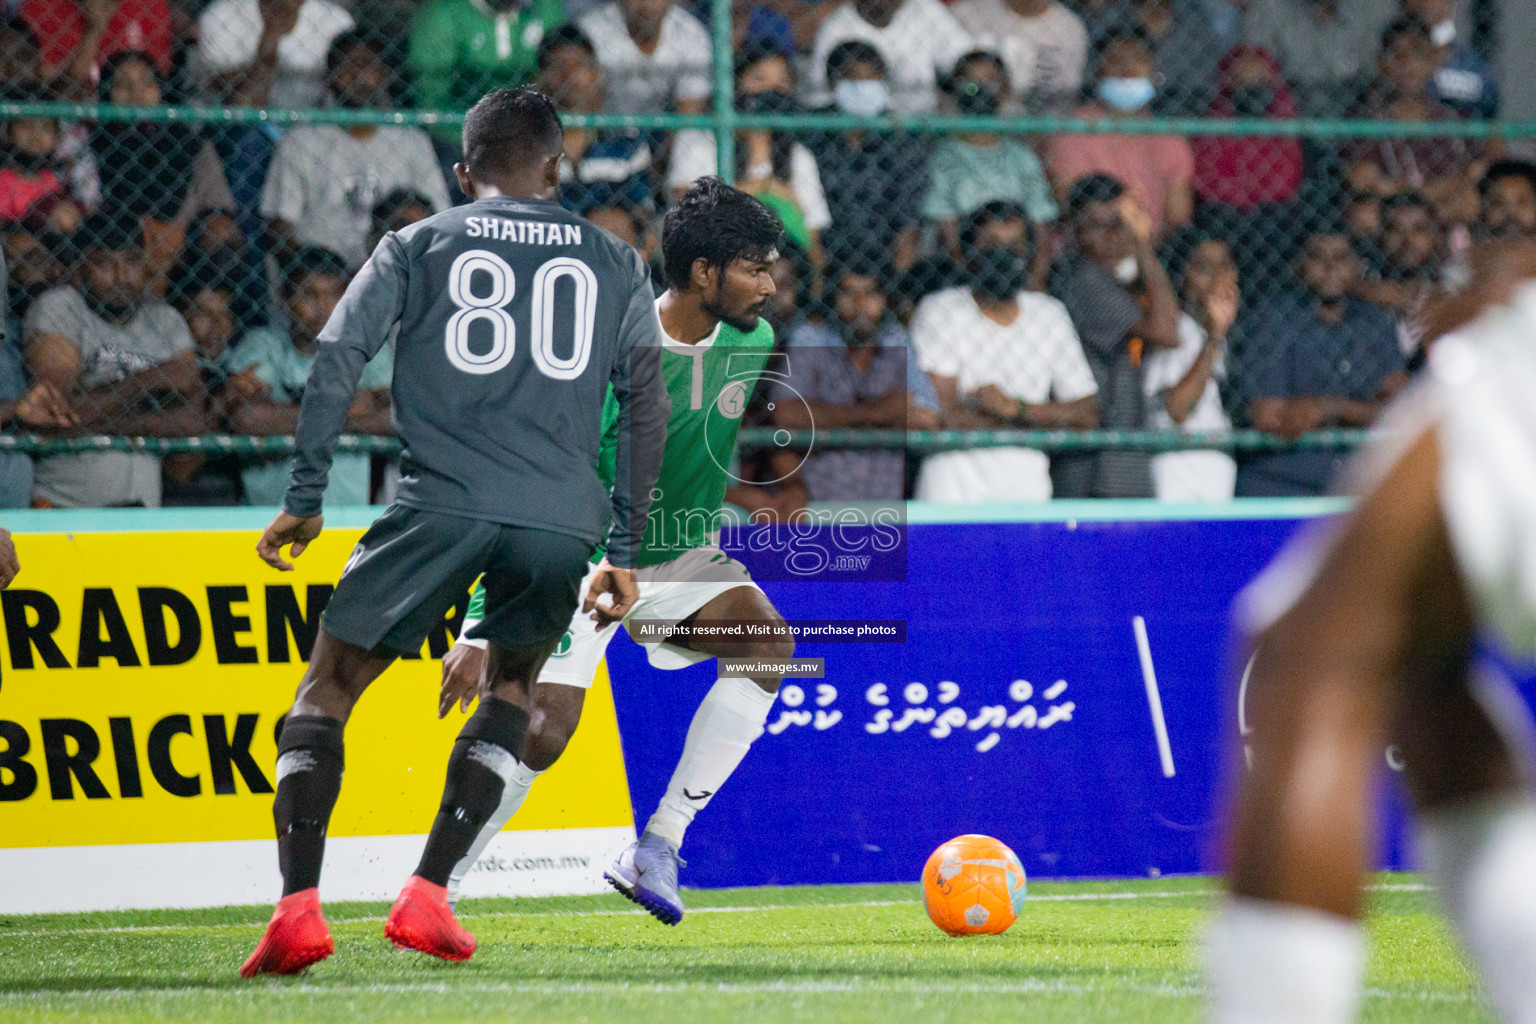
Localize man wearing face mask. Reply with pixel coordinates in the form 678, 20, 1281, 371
925, 50, 1057, 263
770, 257, 939, 501
911, 201, 1098, 503
810, 42, 928, 279
1401, 0, 1496, 120
261, 31, 451, 270
24, 213, 204, 507
807, 0, 974, 114
1053, 174, 1179, 499
1044, 30, 1193, 241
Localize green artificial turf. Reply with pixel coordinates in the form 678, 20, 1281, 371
0, 874, 1489, 1023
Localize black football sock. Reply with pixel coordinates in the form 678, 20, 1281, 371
414, 698, 530, 887
272, 715, 346, 896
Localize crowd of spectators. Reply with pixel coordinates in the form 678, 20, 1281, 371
0, 0, 1520, 508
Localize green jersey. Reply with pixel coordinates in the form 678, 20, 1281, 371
409, 0, 565, 137
463, 314, 774, 620
597, 317, 775, 566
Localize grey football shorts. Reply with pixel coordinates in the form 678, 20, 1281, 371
320, 504, 594, 656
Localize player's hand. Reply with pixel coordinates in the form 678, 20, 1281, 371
583, 559, 639, 629
439, 642, 487, 718
257, 511, 323, 571
0, 528, 19, 589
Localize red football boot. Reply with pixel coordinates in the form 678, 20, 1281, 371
240, 889, 335, 977
384, 876, 477, 962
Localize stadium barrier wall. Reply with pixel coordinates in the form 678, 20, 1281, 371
613, 498, 1493, 888
7, 500, 1519, 911
0, 509, 636, 915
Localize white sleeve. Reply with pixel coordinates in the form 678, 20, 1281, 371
198, 1, 256, 72
791, 144, 832, 232
259, 134, 305, 224
804, 16, 846, 109
910, 295, 961, 378
456, 621, 489, 650
673, 16, 713, 103
928, 0, 976, 74
1045, 301, 1098, 402
667, 130, 717, 191
1143, 314, 1202, 397
409, 131, 453, 212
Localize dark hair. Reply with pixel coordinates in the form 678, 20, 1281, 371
661, 177, 783, 292
462, 87, 564, 180
326, 29, 386, 76
1380, 16, 1432, 50
1093, 26, 1153, 70
169, 258, 235, 310
97, 49, 162, 102
1381, 189, 1437, 222
1067, 173, 1125, 218
0, 16, 41, 56
959, 199, 1030, 256
1480, 159, 1536, 200
280, 246, 347, 300
823, 236, 892, 290
949, 49, 1009, 90
825, 40, 885, 84
1303, 220, 1355, 247
70, 211, 143, 264
735, 37, 789, 82
372, 188, 434, 229
1160, 225, 1227, 292
537, 23, 595, 71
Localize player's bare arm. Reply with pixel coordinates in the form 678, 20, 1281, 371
256, 511, 324, 571
0, 526, 19, 589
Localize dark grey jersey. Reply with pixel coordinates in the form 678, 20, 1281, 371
284, 195, 669, 567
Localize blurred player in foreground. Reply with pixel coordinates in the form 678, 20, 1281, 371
1207, 241, 1536, 1024
240, 88, 668, 976
437, 178, 792, 927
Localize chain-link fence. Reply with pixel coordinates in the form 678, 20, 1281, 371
0, 0, 1522, 507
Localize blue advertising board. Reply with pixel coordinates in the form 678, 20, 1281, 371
605, 501, 1536, 888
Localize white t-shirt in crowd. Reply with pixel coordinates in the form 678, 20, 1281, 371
807, 0, 974, 114
910, 286, 1097, 502
949, 0, 1087, 110
668, 130, 832, 232
260, 124, 451, 269
198, 0, 355, 109
578, 2, 712, 114
1142, 312, 1236, 502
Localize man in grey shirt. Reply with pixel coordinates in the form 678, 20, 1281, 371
25, 214, 207, 507
242, 89, 668, 978
1055, 174, 1181, 498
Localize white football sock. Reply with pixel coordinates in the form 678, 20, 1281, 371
645, 676, 776, 850
1205, 896, 1365, 1024
1419, 795, 1536, 1024
445, 757, 542, 909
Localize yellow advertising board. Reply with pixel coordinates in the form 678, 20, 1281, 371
0, 510, 635, 914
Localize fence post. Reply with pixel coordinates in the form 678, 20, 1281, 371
710, 0, 735, 183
